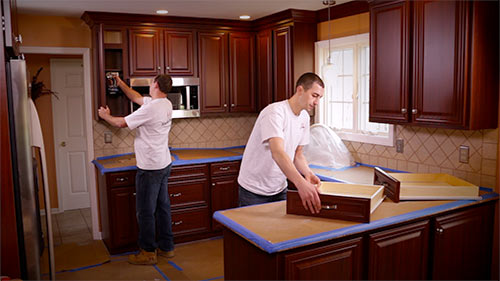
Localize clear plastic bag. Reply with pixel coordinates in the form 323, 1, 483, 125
303, 123, 355, 169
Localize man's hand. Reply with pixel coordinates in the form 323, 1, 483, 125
296, 180, 321, 214
305, 173, 321, 190
98, 106, 111, 119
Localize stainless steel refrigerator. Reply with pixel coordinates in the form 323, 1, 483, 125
6, 58, 55, 280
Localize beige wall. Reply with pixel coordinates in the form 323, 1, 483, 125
317, 13, 498, 190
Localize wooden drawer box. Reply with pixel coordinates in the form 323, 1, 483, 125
107, 170, 136, 188
171, 206, 210, 236
169, 178, 209, 209
287, 182, 385, 223
170, 164, 209, 182
211, 161, 240, 177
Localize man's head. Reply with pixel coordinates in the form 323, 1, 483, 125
150, 74, 172, 97
294, 72, 325, 112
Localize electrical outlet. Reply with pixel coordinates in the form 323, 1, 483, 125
104, 132, 112, 144
396, 139, 404, 153
459, 145, 469, 163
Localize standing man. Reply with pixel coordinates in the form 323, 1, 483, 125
238, 72, 325, 214
98, 74, 174, 265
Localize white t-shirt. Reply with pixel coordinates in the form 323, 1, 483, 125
124, 97, 172, 170
238, 100, 310, 196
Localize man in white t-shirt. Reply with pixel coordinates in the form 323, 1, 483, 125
238, 72, 325, 214
98, 74, 174, 265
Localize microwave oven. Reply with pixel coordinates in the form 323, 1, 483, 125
129, 77, 200, 118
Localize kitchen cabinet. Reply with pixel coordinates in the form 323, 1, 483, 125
128, 28, 197, 77
198, 31, 255, 114
369, 0, 499, 129
210, 161, 240, 231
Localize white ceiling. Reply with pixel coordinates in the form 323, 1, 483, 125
16, 0, 350, 20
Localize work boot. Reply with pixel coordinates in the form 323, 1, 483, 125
157, 248, 175, 258
128, 249, 157, 265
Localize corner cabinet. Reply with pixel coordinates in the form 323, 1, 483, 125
369, 0, 499, 129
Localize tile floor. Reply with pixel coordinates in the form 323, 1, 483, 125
42, 208, 93, 246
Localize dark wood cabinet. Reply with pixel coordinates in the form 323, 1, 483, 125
284, 238, 363, 280
163, 29, 196, 76
128, 28, 161, 77
229, 32, 255, 112
368, 220, 429, 280
273, 25, 293, 103
109, 186, 138, 247
256, 29, 273, 111
369, 0, 499, 129
210, 161, 240, 231
431, 204, 495, 280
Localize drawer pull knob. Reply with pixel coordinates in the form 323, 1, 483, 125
116, 177, 128, 182
401, 108, 407, 114
170, 193, 182, 197
322, 204, 337, 210
172, 220, 183, 226
436, 227, 444, 233
133, 193, 136, 196
219, 166, 230, 171
212, 183, 216, 186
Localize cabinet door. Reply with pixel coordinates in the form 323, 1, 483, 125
229, 32, 256, 112
211, 175, 238, 231
431, 204, 495, 280
199, 31, 228, 113
164, 29, 196, 76
129, 28, 161, 77
369, 0, 410, 124
257, 29, 273, 111
273, 25, 293, 102
412, 0, 467, 127
284, 237, 363, 280
109, 187, 138, 247
368, 220, 429, 280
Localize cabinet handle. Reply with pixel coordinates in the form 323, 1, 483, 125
219, 166, 230, 171
157, 66, 161, 70
436, 227, 444, 234
223, 104, 227, 108
401, 108, 407, 114
166, 66, 170, 70
133, 193, 136, 196
116, 177, 128, 182
212, 183, 216, 186
412, 109, 418, 114
231, 104, 235, 107
321, 204, 337, 210
170, 192, 182, 197
172, 220, 183, 226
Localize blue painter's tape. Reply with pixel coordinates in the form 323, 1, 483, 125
356, 162, 409, 173
214, 192, 499, 254
316, 174, 343, 182
309, 163, 360, 171
153, 264, 171, 281
171, 155, 242, 166
64, 261, 110, 273
168, 260, 183, 271
201, 276, 224, 281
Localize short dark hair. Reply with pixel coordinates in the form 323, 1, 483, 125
295, 72, 324, 91
154, 74, 173, 94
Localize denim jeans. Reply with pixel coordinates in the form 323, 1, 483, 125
135, 164, 173, 252
238, 184, 287, 207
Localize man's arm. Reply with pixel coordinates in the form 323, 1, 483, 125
114, 76, 144, 106
268, 137, 321, 214
294, 145, 321, 187
98, 106, 128, 128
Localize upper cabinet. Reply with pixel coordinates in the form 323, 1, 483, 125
164, 29, 196, 76
1, 0, 20, 56
128, 28, 161, 77
369, 0, 499, 129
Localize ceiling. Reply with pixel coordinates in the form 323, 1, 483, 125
16, 0, 350, 20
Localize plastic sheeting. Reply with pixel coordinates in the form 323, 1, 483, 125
303, 123, 355, 169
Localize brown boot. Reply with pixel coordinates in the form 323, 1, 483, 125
157, 249, 175, 258
128, 249, 157, 265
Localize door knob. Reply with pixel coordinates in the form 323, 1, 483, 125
401, 108, 407, 114
60, 141, 66, 147
412, 109, 418, 114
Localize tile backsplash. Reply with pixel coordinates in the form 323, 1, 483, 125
93, 116, 498, 189
93, 114, 257, 157
344, 125, 498, 189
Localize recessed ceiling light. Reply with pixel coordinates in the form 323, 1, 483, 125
239, 15, 251, 20
156, 10, 168, 15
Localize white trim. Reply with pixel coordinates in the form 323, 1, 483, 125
336, 126, 395, 146
20, 46, 101, 240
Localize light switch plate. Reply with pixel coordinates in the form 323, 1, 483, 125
104, 132, 112, 143
396, 139, 404, 153
459, 145, 469, 163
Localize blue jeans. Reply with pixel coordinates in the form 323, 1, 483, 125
238, 184, 287, 207
135, 164, 173, 252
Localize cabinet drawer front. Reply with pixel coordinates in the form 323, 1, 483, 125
211, 161, 240, 176
169, 178, 209, 209
171, 207, 210, 235
108, 171, 136, 188
170, 164, 209, 181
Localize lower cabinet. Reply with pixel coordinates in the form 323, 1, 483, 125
108, 186, 138, 249
210, 161, 240, 231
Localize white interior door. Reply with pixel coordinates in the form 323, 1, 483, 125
51, 58, 90, 211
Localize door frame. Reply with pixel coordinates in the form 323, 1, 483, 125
20, 46, 100, 240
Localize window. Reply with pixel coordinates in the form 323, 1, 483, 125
315, 33, 394, 146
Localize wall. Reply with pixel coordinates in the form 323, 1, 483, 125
317, 13, 498, 190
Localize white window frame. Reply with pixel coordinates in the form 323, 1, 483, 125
315, 33, 394, 147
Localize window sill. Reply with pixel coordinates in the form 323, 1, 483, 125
335, 126, 394, 147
